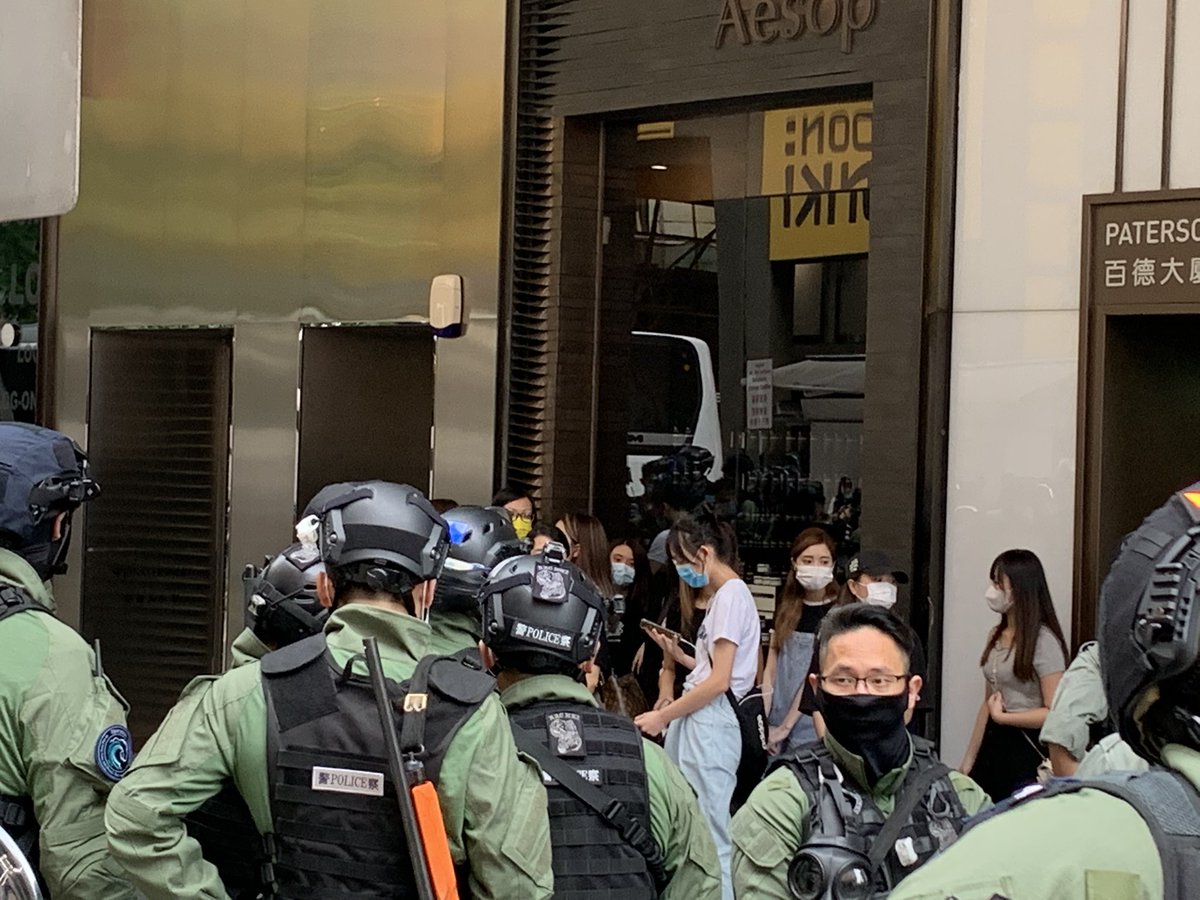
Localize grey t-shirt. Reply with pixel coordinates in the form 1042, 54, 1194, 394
982, 626, 1066, 711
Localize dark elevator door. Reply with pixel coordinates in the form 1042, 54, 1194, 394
1097, 314, 1200, 572
297, 325, 434, 513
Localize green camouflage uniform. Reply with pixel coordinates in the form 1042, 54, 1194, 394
106, 602, 554, 900
1040, 641, 1106, 762
884, 745, 1200, 900
428, 608, 483, 658
0, 548, 136, 898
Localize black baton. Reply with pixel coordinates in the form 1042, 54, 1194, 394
363, 636, 435, 900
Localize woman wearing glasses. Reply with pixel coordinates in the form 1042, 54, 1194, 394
491, 486, 536, 541
730, 604, 991, 899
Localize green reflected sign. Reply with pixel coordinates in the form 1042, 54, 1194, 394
0, 220, 40, 422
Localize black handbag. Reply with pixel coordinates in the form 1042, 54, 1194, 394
726, 686, 768, 812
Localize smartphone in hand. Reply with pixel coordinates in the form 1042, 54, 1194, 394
639, 618, 683, 642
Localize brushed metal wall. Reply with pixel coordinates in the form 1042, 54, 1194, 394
52, 1, 505, 651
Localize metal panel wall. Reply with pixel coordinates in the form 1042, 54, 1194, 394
52, 2, 507, 642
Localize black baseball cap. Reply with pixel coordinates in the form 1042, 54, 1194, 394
847, 550, 909, 584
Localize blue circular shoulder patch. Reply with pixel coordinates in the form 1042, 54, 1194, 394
94, 724, 133, 782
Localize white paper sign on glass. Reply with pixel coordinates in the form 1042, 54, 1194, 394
745, 358, 774, 431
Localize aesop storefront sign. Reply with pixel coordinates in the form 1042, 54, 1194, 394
715, 0, 877, 52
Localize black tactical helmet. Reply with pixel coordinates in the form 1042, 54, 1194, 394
244, 542, 329, 648
1101, 482, 1200, 763
0, 422, 100, 580
434, 506, 526, 613
316, 481, 449, 598
301, 482, 357, 518
479, 543, 605, 671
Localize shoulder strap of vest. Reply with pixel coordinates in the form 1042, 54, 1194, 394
773, 743, 851, 836
866, 754, 953, 874
261, 633, 338, 733
509, 724, 668, 891
260, 631, 328, 676
426, 648, 496, 706
398, 652, 438, 755
909, 735, 938, 761
0, 585, 43, 624
398, 649, 496, 759
770, 742, 830, 790
960, 779, 1069, 834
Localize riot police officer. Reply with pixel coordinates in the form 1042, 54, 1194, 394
235, 540, 329, 661
479, 544, 721, 900
428, 505, 524, 656
887, 482, 1200, 900
183, 541, 331, 897
0, 422, 135, 898
730, 604, 990, 900
107, 480, 553, 899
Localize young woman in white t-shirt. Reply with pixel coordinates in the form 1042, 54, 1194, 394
634, 511, 761, 900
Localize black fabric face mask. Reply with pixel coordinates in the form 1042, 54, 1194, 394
816, 689, 910, 785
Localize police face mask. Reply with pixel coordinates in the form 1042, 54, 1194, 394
611, 562, 636, 587
816, 689, 910, 785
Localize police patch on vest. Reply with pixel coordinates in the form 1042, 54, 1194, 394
545, 711, 586, 758
311, 766, 385, 797
94, 724, 132, 781
512, 620, 574, 652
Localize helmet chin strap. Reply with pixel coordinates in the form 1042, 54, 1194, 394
20, 516, 71, 581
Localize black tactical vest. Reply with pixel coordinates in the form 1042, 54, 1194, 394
184, 783, 266, 899
778, 738, 968, 892
261, 634, 495, 900
508, 698, 657, 900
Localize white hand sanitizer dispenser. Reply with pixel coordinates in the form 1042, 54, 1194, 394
429, 274, 466, 338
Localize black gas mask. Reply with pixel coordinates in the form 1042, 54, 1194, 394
788, 758, 881, 900
788, 838, 874, 900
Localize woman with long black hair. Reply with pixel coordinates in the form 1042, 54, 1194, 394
633, 510, 761, 900
960, 548, 1068, 802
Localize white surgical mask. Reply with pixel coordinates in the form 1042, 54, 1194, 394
611, 562, 635, 587
794, 564, 834, 591
863, 582, 898, 609
985, 585, 1012, 614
